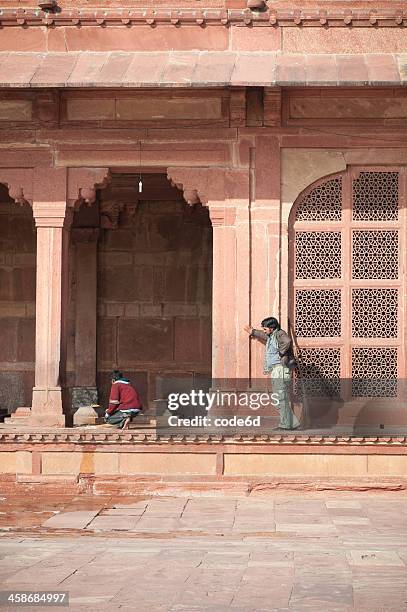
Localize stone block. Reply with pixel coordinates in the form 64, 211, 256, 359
118, 318, 173, 363
231, 24, 281, 51
124, 303, 140, 318
0, 269, 13, 301
164, 267, 187, 302
98, 266, 153, 302
66, 98, 115, 121
0, 318, 18, 361
119, 452, 216, 475
12, 268, 35, 301
116, 97, 222, 121
105, 303, 124, 317
368, 455, 407, 476
0, 100, 32, 121
16, 318, 35, 362
42, 452, 82, 475
98, 252, 133, 266
174, 318, 201, 363
97, 318, 116, 364
164, 304, 198, 318
94, 452, 119, 475
0, 302, 25, 317
139, 304, 162, 318
224, 454, 368, 477
0, 451, 31, 474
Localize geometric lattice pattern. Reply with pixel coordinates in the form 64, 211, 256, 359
296, 232, 341, 279
296, 177, 342, 222
295, 290, 341, 337
352, 347, 398, 397
352, 288, 398, 338
352, 171, 399, 221
352, 230, 398, 279
298, 348, 341, 396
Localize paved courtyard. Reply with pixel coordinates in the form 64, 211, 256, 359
0, 492, 407, 611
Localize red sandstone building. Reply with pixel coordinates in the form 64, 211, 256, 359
0, 0, 407, 489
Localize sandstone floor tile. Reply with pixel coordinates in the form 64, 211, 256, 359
332, 517, 371, 525
325, 500, 363, 509
41, 510, 100, 529
86, 515, 140, 531
102, 508, 145, 516
348, 550, 405, 566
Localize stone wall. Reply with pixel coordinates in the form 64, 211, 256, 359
95, 174, 212, 410
0, 186, 36, 412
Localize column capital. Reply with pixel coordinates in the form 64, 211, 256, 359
209, 206, 237, 227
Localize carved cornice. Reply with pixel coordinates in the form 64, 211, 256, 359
0, 431, 407, 446
0, 8, 405, 27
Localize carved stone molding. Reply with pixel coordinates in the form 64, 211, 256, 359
0, 8, 405, 28
68, 167, 111, 209
0, 168, 33, 206
0, 430, 407, 448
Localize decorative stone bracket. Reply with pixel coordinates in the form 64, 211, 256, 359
0, 169, 33, 205
67, 167, 111, 208
167, 167, 226, 208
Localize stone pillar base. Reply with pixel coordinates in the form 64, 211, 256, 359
31, 387, 65, 426
4, 407, 32, 425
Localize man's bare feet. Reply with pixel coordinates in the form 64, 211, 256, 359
122, 417, 131, 430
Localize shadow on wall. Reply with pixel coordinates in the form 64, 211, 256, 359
0, 187, 36, 414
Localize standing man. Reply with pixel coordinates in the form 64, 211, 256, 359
105, 370, 143, 429
244, 317, 300, 430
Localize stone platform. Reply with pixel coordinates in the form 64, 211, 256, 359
1, 492, 407, 611
1, 424, 407, 496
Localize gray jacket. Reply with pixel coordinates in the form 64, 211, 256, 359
251, 328, 295, 368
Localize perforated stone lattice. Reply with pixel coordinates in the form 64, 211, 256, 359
352, 288, 398, 338
295, 231, 341, 279
352, 230, 398, 279
295, 177, 342, 222
293, 170, 402, 398
295, 290, 341, 337
352, 171, 399, 221
298, 348, 341, 397
352, 347, 398, 397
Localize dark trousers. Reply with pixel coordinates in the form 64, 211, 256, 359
105, 409, 141, 429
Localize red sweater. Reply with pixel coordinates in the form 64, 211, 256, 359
107, 380, 142, 414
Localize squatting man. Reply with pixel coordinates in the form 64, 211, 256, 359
244, 316, 300, 431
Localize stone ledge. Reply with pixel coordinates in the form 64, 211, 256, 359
0, 428, 407, 448
0, 8, 405, 28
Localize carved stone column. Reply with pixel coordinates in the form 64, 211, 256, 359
31, 167, 71, 426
